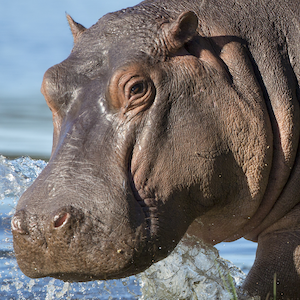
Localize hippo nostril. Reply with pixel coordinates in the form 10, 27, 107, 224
52, 206, 84, 229
54, 212, 70, 228
11, 211, 28, 235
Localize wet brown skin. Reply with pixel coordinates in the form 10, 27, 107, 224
12, 0, 300, 298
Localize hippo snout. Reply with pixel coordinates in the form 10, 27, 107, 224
11, 205, 95, 280
12, 190, 153, 281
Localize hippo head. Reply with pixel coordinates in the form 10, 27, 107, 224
12, 5, 271, 282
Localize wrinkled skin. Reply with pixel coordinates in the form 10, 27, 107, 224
11, 0, 300, 298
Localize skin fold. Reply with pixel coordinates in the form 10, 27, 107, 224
11, 0, 300, 298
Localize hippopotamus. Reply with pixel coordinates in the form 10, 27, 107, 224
11, 0, 300, 298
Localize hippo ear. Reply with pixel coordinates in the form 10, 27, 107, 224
66, 14, 86, 43
163, 11, 198, 53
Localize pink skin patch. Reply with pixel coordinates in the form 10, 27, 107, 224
54, 212, 70, 228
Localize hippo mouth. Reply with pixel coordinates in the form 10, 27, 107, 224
128, 150, 158, 241
12, 202, 153, 281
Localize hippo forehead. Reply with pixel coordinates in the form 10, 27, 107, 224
70, 7, 174, 73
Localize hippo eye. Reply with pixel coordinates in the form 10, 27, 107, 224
108, 67, 155, 114
130, 82, 144, 96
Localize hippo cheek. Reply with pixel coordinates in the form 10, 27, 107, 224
12, 203, 152, 281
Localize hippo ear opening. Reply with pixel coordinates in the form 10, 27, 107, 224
66, 14, 86, 43
163, 11, 198, 53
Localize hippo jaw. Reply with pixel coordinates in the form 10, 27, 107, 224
12, 215, 151, 282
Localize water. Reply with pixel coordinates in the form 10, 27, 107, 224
0, 0, 257, 298
0, 0, 141, 158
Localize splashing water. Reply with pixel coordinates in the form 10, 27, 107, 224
138, 236, 258, 300
0, 155, 256, 299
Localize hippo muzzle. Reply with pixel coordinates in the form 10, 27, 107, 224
11, 159, 154, 281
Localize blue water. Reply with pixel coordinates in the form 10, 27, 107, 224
0, 0, 257, 298
0, 0, 140, 158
